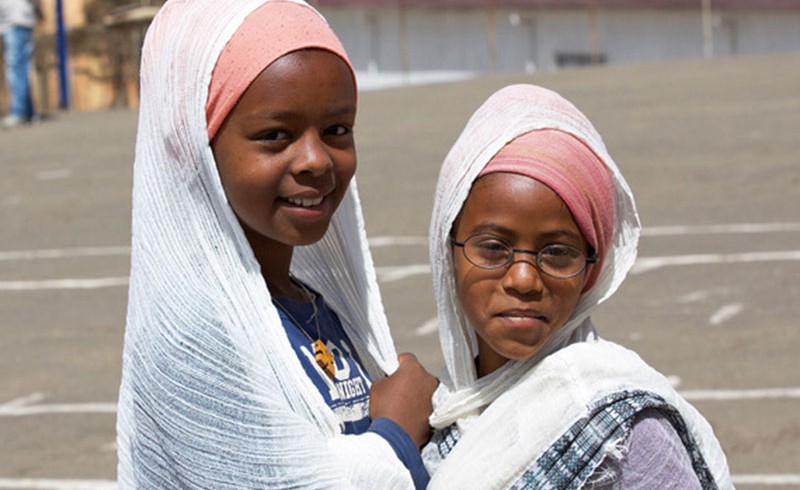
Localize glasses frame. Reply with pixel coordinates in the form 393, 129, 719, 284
449, 233, 599, 279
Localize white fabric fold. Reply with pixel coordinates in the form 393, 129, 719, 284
116, 1, 410, 488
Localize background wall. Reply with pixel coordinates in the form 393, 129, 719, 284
3, 1, 799, 113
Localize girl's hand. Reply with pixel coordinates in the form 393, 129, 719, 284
370, 353, 439, 447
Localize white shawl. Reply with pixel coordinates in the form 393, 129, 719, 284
426, 84, 732, 488
116, 1, 412, 488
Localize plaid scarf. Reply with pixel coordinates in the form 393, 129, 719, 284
430, 390, 718, 490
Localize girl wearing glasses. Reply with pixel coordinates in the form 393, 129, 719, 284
423, 84, 732, 489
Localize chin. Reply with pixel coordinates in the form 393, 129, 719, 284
505, 343, 545, 362
293, 226, 332, 246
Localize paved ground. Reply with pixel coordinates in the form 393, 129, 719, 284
1, 51, 798, 489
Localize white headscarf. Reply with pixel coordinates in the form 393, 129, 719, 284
426, 85, 732, 488
116, 1, 412, 488
428, 84, 641, 424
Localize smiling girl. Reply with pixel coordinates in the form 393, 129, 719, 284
423, 84, 732, 489
117, 1, 436, 488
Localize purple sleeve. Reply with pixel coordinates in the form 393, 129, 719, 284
369, 417, 430, 490
588, 409, 702, 489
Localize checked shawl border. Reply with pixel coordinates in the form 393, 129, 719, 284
506, 390, 719, 490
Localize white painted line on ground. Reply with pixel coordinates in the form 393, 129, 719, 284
34, 168, 73, 181
731, 474, 800, 485
0, 277, 129, 291
0, 479, 117, 490
680, 387, 800, 401
676, 289, 714, 304
667, 375, 682, 388
357, 70, 476, 92
376, 264, 431, 282
414, 317, 439, 336
2, 247, 797, 290
1, 386, 797, 417
371, 223, 800, 246
675, 287, 734, 304
368, 236, 427, 247
379, 250, 800, 283
709, 303, 744, 325
0, 403, 117, 417
0, 246, 130, 261
632, 250, 800, 274
0, 394, 117, 417
1, 238, 797, 291
643, 222, 800, 236
3, 393, 46, 407
0, 222, 796, 262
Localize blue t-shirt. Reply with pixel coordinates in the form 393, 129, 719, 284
274, 291, 372, 433
274, 287, 429, 489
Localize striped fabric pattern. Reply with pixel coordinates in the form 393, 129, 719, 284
508, 391, 717, 490
429, 391, 719, 490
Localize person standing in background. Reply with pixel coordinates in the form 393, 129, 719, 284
0, 0, 41, 129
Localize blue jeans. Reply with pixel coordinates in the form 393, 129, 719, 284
4, 26, 35, 121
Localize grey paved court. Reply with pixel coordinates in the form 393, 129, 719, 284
1, 51, 798, 489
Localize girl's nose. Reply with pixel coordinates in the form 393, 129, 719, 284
501, 259, 544, 296
294, 132, 333, 177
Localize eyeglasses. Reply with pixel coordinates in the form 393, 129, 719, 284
450, 233, 598, 279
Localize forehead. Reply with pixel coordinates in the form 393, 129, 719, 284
268, 49, 355, 86
457, 172, 581, 239
232, 49, 356, 117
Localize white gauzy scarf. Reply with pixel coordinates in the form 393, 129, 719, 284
425, 84, 732, 488
116, 1, 412, 488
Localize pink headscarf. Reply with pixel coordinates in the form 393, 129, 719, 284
478, 129, 614, 292
205, 0, 356, 140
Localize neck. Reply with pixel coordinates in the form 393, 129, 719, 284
476, 337, 509, 377
243, 227, 305, 301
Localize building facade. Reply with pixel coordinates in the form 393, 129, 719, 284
4, 0, 799, 112
319, 0, 800, 74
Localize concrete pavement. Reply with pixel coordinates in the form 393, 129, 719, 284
1, 51, 799, 489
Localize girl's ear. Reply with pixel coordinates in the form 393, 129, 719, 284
450, 212, 463, 239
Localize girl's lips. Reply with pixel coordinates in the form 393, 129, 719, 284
281, 187, 334, 209
286, 195, 323, 207
494, 309, 549, 326
497, 308, 547, 319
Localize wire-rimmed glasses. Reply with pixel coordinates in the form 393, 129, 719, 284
450, 233, 598, 279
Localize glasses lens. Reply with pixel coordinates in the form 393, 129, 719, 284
464, 235, 511, 269
538, 244, 586, 278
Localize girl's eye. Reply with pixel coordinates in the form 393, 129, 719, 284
542, 244, 581, 258
472, 238, 511, 261
325, 124, 351, 136
257, 130, 288, 141
476, 239, 507, 252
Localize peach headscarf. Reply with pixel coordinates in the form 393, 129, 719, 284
478, 129, 615, 292
205, 0, 356, 140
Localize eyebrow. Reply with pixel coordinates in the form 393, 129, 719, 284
243, 105, 355, 122
468, 223, 583, 242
